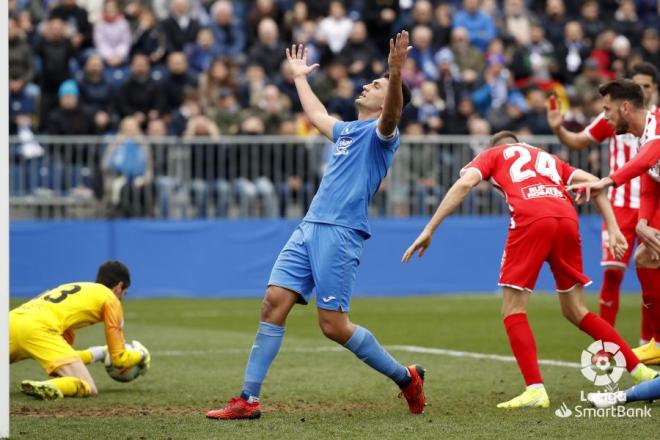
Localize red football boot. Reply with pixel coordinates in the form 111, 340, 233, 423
398, 364, 426, 414
207, 397, 262, 420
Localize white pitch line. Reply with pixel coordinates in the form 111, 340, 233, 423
153, 345, 581, 369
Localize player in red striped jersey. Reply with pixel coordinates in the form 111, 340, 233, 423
547, 62, 658, 344
403, 130, 658, 408
569, 79, 660, 365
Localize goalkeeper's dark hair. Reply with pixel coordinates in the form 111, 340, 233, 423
598, 79, 644, 108
96, 260, 131, 289
631, 62, 658, 85
383, 73, 412, 109
490, 131, 519, 147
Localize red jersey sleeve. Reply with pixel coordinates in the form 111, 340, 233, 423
610, 139, 660, 187
460, 149, 496, 181
639, 172, 659, 222
555, 155, 578, 185
584, 113, 615, 143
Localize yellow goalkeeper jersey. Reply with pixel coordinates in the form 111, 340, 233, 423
11, 282, 139, 366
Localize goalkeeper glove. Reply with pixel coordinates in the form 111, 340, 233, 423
131, 340, 151, 375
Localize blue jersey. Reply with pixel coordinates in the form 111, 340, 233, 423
303, 119, 400, 238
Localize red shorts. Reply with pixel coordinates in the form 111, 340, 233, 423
499, 217, 591, 292
601, 206, 638, 268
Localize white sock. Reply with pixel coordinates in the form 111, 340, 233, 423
88, 346, 106, 362
527, 383, 545, 390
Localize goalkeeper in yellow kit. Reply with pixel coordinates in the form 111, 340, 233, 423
9, 260, 150, 400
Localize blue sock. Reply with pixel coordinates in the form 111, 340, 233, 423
626, 376, 660, 402
241, 321, 285, 399
343, 325, 411, 388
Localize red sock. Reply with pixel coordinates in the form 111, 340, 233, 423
599, 269, 624, 326
578, 312, 639, 371
504, 313, 543, 385
637, 268, 660, 341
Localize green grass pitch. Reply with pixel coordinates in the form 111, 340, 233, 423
9, 294, 659, 439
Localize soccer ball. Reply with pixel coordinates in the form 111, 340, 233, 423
104, 342, 148, 383
591, 349, 614, 375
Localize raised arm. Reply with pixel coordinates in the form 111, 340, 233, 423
402, 168, 481, 263
378, 31, 410, 137
286, 44, 338, 141
547, 103, 593, 150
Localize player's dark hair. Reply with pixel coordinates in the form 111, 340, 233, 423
598, 79, 644, 108
490, 131, 519, 147
383, 73, 412, 109
631, 62, 658, 85
96, 260, 131, 289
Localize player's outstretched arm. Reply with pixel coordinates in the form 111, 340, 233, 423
570, 169, 628, 259
547, 96, 592, 150
402, 169, 481, 263
378, 31, 410, 138
286, 44, 338, 141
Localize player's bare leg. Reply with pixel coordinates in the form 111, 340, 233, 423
633, 245, 660, 364
497, 287, 549, 409
317, 308, 426, 414
558, 284, 658, 382
21, 360, 97, 400
207, 286, 297, 419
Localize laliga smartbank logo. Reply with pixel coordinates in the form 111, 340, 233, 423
554, 340, 652, 419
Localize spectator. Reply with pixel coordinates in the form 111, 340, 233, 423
207, 90, 242, 135
523, 88, 552, 134
130, 8, 166, 64
9, 17, 37, 134
416, 80, 445, 134
573, 58, 605, 106
115, 54, 162, 124
580, 0, 605, 46
169, 87, 202, 135
361, 0, 398, 55
640, 29, 660, 72
283, 1, 309, 43
247, 0, 282, 46
327, 78, 357, 122
443, 96, 474, 135
448, 27, 484, 85
102, 116, 154, 217
186, 27, 221, 75
159, 51, 198, 115
541, 0, 567, 47
471, 54, 512, 117
198, 57, 236, 111
613, 0, 642, 43
555, 21, 590, 84
160, 0, 200, 53
316, 0, 353, 55
237, 63, 267, 108
248, 18, 286, 76
337, 21, 384, 81
50, 0, 93, 50
76, 54, 115, 133
409, 25, 438, 80
34, 18, 77, 126
432, 2, 453, 49
610, 35, 632, 79
210, 0, 245, 59
93, 0, 131, 67
435, 49, 464, 115
590, 30, 617, 80
403, 0, 443, 51
401, 58, 425, 92
452, 0, 496, 52
44, 80, 95, 135
509, 21, 555, 85
274, 60, 302, 113
250, 84, 292, 135
502, 0, 534, 47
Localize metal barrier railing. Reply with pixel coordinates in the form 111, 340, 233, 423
8, 135, 606, 219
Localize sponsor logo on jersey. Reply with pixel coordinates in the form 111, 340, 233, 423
334, 137, 354, 156
521, 184, 565, 200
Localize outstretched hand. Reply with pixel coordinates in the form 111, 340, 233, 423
285, 44, 319, 79
387, 31, 411, 73
402, 229, 433, 263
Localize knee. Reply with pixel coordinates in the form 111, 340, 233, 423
318, 318, 352, 344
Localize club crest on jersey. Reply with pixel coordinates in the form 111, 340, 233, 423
521, 184, 565, 200
334, 136, 354, 156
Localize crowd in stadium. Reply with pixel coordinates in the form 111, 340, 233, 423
7, 0, 660, 218
9, 0, 660, 137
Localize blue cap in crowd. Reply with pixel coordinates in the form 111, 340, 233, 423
58, 80, 79, 98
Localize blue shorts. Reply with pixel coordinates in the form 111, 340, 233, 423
268, 221, 365, 311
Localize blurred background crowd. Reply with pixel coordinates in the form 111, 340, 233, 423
7, 0, 660, 219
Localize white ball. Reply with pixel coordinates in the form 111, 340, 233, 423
104, 342, 144, 383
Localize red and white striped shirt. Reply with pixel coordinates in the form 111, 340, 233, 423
639, 109, 660, 184
584, 112, 640, 209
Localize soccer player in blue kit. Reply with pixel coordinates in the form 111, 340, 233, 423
207, 31, 425, 420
